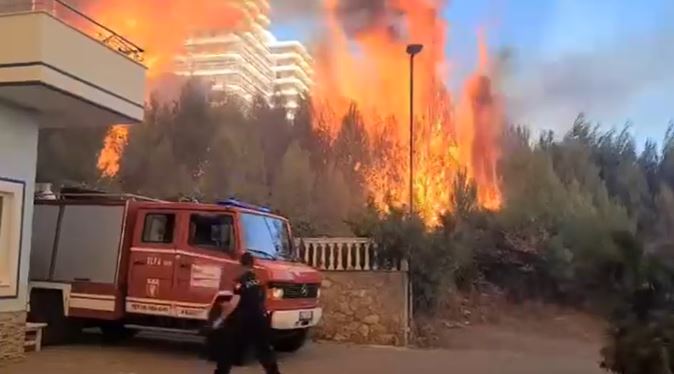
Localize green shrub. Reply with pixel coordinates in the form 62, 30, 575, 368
350, 186, 487, 313
600, 231, 674, 374
601, 313, 674, 374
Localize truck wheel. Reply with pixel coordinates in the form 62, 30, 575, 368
100, 323, 137, 344
29, 289, 80, 345
273, 329, 308, 352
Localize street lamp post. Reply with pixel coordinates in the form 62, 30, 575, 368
405, 43, 423, 216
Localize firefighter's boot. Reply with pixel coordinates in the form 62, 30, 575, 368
263, 362, 281, 374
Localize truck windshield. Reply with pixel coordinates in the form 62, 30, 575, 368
240, 213, 292, 260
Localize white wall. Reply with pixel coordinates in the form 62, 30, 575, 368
0, 103, 38, 313
0, 12, 146, 123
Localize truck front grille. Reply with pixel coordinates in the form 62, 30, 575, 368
271, 283, 319, 299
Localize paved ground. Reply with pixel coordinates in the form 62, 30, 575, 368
4, 332, 604, 374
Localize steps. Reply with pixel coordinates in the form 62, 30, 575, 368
24, 322, 47, 352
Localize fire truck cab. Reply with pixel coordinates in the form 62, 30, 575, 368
27, 193, 321, 352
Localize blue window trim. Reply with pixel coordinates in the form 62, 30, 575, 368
0, 177, 26, 300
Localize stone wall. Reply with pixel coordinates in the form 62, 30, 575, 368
314, 271, 409, 346
0, 311, 25, 362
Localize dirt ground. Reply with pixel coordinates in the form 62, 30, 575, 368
434, 300, 605, 355
3, 324, 605, 374
4, 294, 608, 373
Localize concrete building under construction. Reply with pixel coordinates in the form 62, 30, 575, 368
269, 38, 314, 119
175, 0, 274, 104
175, 0, 313, 117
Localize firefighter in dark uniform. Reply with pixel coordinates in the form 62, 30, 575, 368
212, 252, 281, 374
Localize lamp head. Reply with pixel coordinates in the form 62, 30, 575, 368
406, 44, 424, 56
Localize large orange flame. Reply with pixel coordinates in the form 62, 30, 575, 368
89, 0, 502, 224
89, 0, 253, 177
312, 0, 503, 224
97, 125, 129, 177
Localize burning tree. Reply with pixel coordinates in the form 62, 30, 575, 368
86, 0, 259, 178
311, 0, 503, 225
84, 0, 504, 226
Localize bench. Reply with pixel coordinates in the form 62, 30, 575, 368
24, 322, 47, 352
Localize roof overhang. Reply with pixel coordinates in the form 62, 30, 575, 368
0, 11, 146, 128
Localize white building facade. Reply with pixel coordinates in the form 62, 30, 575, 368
0, 0, 144, 360
175, 0, 274, 104
175, 0, 313, 117
269, 39, 314, 118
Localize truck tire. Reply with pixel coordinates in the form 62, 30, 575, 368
29, 289, 80, 345
273, 329, 308, 352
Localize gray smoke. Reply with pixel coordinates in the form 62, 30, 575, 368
272, 0, 445, 40
332, 0, 390, 36
271, 0, 395, 37
504, 29, 674, 133
272, 0, 390, 25
271, 0, 322, 21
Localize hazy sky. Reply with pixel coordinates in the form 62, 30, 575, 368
270, 0, 674, 147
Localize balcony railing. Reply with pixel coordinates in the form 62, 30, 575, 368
0, 0, 144, 63
295, 237, 408, 272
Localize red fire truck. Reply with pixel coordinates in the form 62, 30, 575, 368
27, 192, 322, 352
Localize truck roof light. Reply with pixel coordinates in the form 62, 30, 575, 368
217, 198, 272, 213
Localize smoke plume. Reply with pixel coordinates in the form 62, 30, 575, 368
504, 29, 674, 133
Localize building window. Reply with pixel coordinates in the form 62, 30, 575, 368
0, 179, 24, 298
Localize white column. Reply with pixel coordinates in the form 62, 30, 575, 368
363, 242, 371, 270
336, 244, 343, 270
346, 243, 352, 270
354, 243, 361, 270
320, 242, 327, 270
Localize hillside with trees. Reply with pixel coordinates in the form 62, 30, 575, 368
37, 80, 674, 373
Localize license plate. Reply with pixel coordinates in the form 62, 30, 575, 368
299, 311, 313, 321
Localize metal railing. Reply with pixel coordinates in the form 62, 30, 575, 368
58, 192, 167, 203
0, 0, 144, 63
295, 237, 408, 272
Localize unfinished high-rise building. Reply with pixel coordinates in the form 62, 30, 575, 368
175, 0, 313, 118
175, 0, 274, 104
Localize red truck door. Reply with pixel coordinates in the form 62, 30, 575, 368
171, 211, 240, 319
126, 209, 180, 316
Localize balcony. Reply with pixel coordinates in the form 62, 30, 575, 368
0, 0, 146, 128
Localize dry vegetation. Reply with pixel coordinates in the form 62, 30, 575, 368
36, 80, 674, 373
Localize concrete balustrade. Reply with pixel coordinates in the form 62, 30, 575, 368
295, 237, 408, 272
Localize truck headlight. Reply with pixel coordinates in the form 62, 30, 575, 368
270, 288, 284, 300
317, 288, 321, 299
